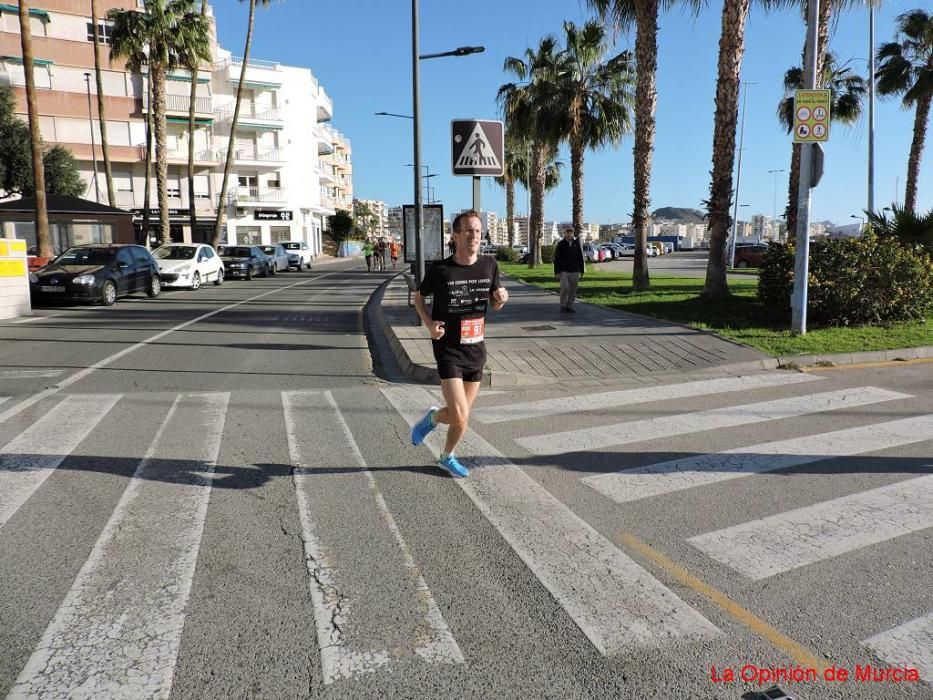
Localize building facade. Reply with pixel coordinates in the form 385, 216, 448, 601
354, 198, 387, 238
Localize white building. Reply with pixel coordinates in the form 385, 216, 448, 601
212, 49, 334, 254
354, 199, 388, 237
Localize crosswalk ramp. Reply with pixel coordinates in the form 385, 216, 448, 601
0, 373, 930, 691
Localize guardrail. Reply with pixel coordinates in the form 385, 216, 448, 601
142, 93, 212, 114
219, 147, 284, 162
214, 104, 282, 122
229, 187, 287, 203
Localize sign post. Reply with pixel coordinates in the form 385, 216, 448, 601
451, 119, 504, 218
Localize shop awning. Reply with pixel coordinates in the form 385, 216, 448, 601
0, 4, 50, 20
166, 116, 213, 125
0, 56, 53, 66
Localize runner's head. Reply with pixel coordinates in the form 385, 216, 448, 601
451, 210, 483, 255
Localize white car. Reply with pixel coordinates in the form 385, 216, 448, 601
281, 241, 313, 270
152, 243, 224, 289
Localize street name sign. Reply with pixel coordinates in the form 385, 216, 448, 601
451, 119, 504, 176
793, 90, 831, 143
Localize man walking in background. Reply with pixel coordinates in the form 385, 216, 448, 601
410, 210, 509, 478
554, 227, 585, 313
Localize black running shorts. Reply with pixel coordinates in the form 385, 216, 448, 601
432, 342, 486, 382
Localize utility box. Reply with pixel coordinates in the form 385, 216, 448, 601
0, 238, 31, 320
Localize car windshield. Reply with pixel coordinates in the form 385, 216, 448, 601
55, 247, 116, 265
153, 245, 196, 260
260, 246, 277, 254
222, 247, 252, 258
283, 242, 300, 250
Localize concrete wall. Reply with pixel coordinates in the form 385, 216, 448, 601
0, 239, 31, 320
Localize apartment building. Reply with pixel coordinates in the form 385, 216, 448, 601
353, 198, 387, 237
0, 2, 346, 256
386, 205, 403, 240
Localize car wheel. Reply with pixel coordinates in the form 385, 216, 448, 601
100, 280, 117, 306
306, 261, 312, 270
736, 260, 749, 269
147, 275, 161, 298
246, 267, 253, 281
191, 272, 201, 290
214, 268, 224, 286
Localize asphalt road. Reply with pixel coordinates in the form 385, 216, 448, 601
598, 249, 759, 280
0, 258, 930, 700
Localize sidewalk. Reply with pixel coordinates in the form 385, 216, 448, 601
376, 273, 776, 387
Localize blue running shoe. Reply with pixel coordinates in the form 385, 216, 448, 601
411, 406, 438, 446
438, 453, 469, 478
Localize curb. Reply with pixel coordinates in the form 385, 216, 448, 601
775, 345, 933, 369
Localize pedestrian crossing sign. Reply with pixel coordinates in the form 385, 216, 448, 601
451, 119, 504, 176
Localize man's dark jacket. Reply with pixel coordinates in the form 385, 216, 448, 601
554, 238, 585, 275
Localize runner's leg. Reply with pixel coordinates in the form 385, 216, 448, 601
435, 378, 471, 455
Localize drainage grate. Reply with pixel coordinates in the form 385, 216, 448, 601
521, 325, 556, 332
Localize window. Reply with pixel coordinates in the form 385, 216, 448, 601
270, 227, 291, 243
193, 175, 210, 200
133, 247, 152, 265
86, 22, 113, 45
238, 227, 261, 245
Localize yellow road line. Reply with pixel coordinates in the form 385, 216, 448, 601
803, 357, 933, 372
618, 531, 829, 671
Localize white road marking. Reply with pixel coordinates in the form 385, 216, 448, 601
0, 369, 63, 379
688, 474, 933, 580
8, 393, 228, 700
0, 272, 341, 427
0, 394, 120, 529
474, 373, 821, 423
382, 386, 721, 655
517, 387, 910, 456
284, 391, 462, 684
863, 613, 933, 685
583, 414, 933, 504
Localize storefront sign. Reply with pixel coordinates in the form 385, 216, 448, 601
131, 208, 191, 219
255, 210, 293, 221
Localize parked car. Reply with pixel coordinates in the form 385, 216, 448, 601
646, 244, 660, 257
29, 244, 161, 306
217, 245, 270, 279
615, 243, 636, 256
152, 243, 224, 289
480, 243, 498, 255
582, 243, 601, 263
259, 244, 290, 274
598, 244, 616, 260
733, 243, 768, 268
281, 241, 313, 270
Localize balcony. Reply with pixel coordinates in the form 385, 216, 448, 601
136, 145, 218, 165
215, 55, 283, 89
317, 87, 333, 123
229, 187, 287, 206
318, 162, 336, 185
215, 103, 283, 130
219, 146, 285, 167
141, 93, 213, 117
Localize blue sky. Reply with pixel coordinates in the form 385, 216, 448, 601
211, 0, 930, 226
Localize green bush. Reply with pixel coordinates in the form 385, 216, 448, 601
496, 246, 519, 263
757, 234, 933, 326
541, 243, 555, 264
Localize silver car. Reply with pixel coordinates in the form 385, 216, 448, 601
259, 244, 289, 274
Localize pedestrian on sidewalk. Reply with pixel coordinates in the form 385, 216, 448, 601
390, 239, 400, 269
363, 239, 374, 271
410, 210, 509, 478
554, 227, 585, 313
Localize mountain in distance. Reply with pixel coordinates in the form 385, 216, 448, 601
652, 207, 706, 223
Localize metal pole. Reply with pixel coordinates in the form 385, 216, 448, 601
472, 176, 480, 214
411, 0, 424, 285
792, 0, 819, 334
768, 168, 784, 236
867, 2, 875, 214
729, 81, 752, 268
84, 73, 100, 203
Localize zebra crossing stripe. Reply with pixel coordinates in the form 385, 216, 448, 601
862, 613, 933, 684
8, 393, 228, 700
0, 369, 63, 379
516, 386, 910, 457
0, 393, 121, 530
473, 373, 821, 424
583, 414, 933, 504
284, 391, 462, 684
687, 474, 933, 580
381, 386, 721, 655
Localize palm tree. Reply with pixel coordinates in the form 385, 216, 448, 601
876, 9, 933, 212
212, 0, 277, 249
91, 0, 115, 207
494, 133, 525, 249
553, 20, 635, 238
499, 37, 564, 267
188, 0, 209, 241
17, 1, 49, 257
109, 0, 211, 245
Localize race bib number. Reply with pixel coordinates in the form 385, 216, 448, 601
460, 317, 485, 345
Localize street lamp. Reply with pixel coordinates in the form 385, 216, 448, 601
83, 72, 100, 203
767, 168, 785, 223
374, 111, 413, 120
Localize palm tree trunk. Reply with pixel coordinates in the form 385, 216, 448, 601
785, 142, 800, 237
213, 0, 256, 248
529, 144, 545, 267
631, 0, 659, 292
18, 1, 50, 257
904, 95, 929, 212
91, 0, 115, 207
151, 62, 170, 245
142, 76, 153, 247
570, 136, 584, 238
703, 0, 750, 299
506, 177, 515, 248
188, 0, 208, 241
